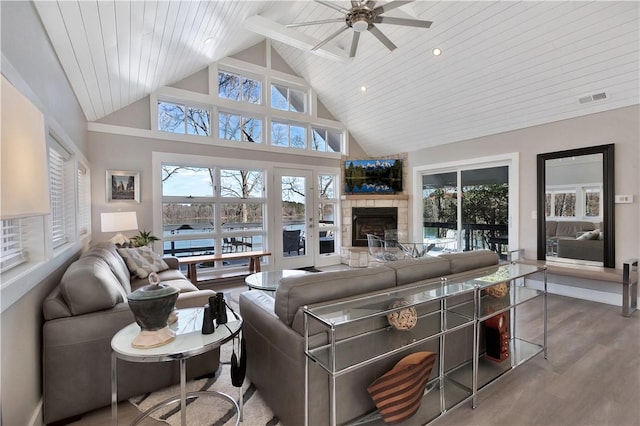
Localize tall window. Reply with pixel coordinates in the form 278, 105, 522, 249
158, 100, 211, 136
77, 163, 91, 236
584, 188, 601, 217
0, 219, 24, 272
218, 71, 261, 104
318, 174, 338, 254
271, 121, 306, 149
48, 138, 73, 248
271, 83, 307, 113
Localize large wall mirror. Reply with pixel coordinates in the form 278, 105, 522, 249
537, 144, 615, 268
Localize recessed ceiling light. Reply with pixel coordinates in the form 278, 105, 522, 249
360, 86, 367, 92
432, 47, 442, 56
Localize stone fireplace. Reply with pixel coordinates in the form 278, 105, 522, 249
351, 207, 398, 247
340, 196, 408, 267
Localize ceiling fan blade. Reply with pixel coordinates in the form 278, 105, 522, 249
287, 18, 346, 28
312, 25, 349, 51
315, 0, 350, 14
374, 0, 414, 15
374, 16, 432, 28
349, 31, 360, 57
368, 24, 397, 51
365, 1, 377, 8
351, 0, 361, 6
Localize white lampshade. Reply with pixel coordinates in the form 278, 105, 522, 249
101, 211, 138, 245
1, 75, 50, 219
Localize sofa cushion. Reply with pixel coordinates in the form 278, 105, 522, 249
545, 221, 558, 238
59, 257, 127, 316
439, 250, 499, 274
555, 221, 596, 238
82, 242, 132, 293
129, 269, 197, 292
385, 257, 451, 286
275, 266, 397, 326
117, 247, 169, 279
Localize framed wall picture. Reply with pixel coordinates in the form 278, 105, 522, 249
107, 170, 140, 202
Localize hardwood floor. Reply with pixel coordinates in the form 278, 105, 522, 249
432, 294, 640, 426
67, 292, 639, 426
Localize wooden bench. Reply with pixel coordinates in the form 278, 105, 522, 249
177, 250, 272, 285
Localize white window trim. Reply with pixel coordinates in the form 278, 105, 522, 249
412, 153, 519, 251
153, 152, 342, 268
138, 59, 348, 157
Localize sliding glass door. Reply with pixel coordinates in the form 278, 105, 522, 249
421, 165, 510, 256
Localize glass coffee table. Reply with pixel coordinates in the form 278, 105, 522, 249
111, 307, 242, 426
245, 269, 310, 293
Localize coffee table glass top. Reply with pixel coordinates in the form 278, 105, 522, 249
245, 269, 310, 291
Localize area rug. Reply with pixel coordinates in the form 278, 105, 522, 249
129, 342, 280, 426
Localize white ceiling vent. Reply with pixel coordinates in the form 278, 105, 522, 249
577, 91, 609, 105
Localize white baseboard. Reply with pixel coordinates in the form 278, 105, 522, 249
526, 278, 639, 309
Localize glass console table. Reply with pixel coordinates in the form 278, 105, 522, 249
303, 261, 546, 426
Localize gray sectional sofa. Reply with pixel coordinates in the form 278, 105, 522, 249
546, 220, 603, 262
42, 242, 218, 424
239, 250, 499, 426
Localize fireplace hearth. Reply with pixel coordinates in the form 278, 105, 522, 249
352, 207, 398, 247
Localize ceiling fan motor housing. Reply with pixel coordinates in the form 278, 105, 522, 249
347, 7, 374, 32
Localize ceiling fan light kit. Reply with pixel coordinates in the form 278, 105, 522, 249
288, 0, 432, 58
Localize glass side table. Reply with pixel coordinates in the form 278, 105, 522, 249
111, 307, 242, 426
245, 269, 310, 292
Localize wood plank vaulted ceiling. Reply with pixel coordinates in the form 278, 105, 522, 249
35, 1, 639, 156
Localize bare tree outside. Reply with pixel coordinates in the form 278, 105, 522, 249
158, 101, 210, 136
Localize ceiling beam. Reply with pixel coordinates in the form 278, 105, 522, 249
243, 15, 350, 63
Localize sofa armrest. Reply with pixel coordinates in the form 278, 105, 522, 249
163, 256, 180, 270
42, 302, 219, 424
175, 289, 216, 309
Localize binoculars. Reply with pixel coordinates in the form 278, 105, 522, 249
201, 293, 228, 334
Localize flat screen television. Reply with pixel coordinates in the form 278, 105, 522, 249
344, 159, 403, 194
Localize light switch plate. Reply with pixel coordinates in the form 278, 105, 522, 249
615, 195, 633, 204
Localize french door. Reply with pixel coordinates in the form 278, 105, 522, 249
273, 168, 314, 269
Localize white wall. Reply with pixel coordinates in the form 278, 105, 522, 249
407, 105, 639, 270
1, 2, 89, 425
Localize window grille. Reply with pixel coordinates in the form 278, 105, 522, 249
0, 219, 24, 272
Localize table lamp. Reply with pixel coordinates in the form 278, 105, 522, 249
101, 211, 138, 245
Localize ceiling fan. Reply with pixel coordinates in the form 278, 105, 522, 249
286, 1, 432, 57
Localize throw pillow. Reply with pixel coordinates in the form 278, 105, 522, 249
576, 232, 592, 240
590, 229, 601, 240
117, 246, 169, 279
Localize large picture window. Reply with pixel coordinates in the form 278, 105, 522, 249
161, 164, 266, 265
